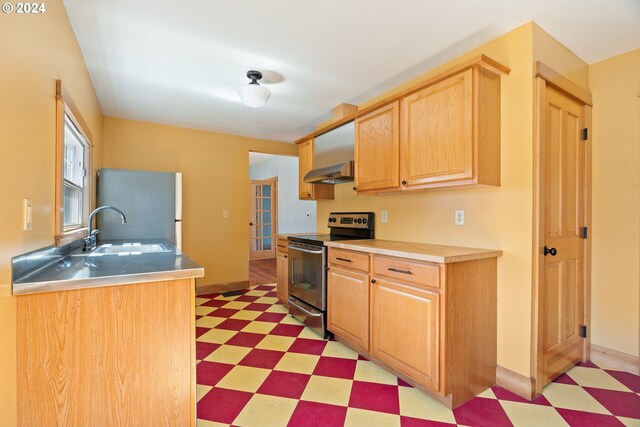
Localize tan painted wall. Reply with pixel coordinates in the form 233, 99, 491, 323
0, 1, 104, 424
317, 23, 536, 376
532, 23, 589, 88
589, 49, 640, 357
102, 117, 297, 285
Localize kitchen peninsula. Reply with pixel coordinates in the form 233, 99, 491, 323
12, 240, 203, 427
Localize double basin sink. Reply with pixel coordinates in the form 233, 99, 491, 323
75, 242, 171, 257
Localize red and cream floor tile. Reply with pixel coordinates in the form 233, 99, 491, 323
196, 284, 640, 426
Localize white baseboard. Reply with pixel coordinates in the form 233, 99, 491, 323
496, 365, 535, 400
591, 343, 640, 375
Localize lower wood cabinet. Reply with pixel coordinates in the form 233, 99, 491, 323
17, 278, 196, 426
327, 247, 498, 408
276, 237, 289, 304
327, 266, 370, 352
371, 278, 440, 391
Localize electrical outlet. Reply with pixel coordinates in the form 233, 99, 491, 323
223, 209, 229, 219
381, 210, 388, 224
455, 209, 465, 226
24, 198, 32, 231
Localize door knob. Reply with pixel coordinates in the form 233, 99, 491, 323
544, 246, 557, 256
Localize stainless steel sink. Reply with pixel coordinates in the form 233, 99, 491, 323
90, 243, 171, 255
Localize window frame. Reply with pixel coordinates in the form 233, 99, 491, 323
55, 80, 94, 246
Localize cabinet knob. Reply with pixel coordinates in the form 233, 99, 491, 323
401, 180, 407, 185
353, 187, 357, 191
249, 222, 253, 226
307, 193, 311, 197
371, 279, 376, 284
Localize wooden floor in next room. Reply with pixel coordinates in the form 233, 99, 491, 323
249, 259, 277, 287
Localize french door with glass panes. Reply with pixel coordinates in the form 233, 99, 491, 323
249, 178, 277, 260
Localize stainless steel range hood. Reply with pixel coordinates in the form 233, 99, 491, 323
303, 121, 354, 184
304, 160, 354, 184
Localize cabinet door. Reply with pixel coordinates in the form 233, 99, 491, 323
298, 139, 315, 199
355, 101, 400, 192
298, 139, 334, 200
276, 252, 289, 303
328, 266, 370, 352
401, 69, 473, 186
371, 278, 439, 391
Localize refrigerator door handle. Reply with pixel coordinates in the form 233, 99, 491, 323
175, 173, 183, 221
175, 220, 183, 250
175, 173, 183, 250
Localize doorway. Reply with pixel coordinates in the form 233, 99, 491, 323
249, 178, 277, 261
532, 63, 592, 395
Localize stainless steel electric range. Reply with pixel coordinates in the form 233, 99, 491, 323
287, 212, 375, 338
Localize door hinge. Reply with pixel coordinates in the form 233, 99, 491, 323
580, 227, 588, 239
580, 324, 587, 338
581, 128, 588, 141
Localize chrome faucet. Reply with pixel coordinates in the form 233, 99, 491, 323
83, 206, 127, 251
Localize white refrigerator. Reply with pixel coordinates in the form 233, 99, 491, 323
97, 168, 183, 249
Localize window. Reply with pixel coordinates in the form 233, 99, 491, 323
55, 80, 93, 245
62, 115, 88, 227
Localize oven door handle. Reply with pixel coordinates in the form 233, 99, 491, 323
288, 245, 324, 254
288, 297, 322, 317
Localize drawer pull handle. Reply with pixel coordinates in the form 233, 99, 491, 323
388, 267, 412, 275
277, 245, 285, 248
336, 257, 352, 263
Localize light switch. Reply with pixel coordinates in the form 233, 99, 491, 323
381, 210, 388, 224
455, 209, 465, 226
24, 198, 32, 231
223, 209, 229, 219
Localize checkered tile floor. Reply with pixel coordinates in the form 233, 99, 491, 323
195, 284, 640, 427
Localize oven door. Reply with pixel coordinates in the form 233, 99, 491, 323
288, 242, 326, 311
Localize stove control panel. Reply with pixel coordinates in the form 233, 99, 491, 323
327, 212, 374, 229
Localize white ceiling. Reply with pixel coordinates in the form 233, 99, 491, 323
64, 0, 640, 143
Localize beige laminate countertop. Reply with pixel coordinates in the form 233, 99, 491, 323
324, 239, 502, 264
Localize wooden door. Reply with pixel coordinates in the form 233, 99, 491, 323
355, 101, 400, 192
327, 266, 370, 352
539, 84, 587, 388
371, 278, 439, 391
249, 178, 277, 260
298, 139, 314, 199
401, 69, 473, 187
276, 251, 289, 303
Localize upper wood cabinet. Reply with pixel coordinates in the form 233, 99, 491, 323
298, 139, 334, 200
353, 59, 506, 194
354, 101, 400, 192
402, 69, 474, 187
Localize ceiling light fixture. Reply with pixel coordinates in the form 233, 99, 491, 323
238, 70, 271, 108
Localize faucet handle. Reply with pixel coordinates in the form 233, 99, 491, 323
91, 229, 100, 237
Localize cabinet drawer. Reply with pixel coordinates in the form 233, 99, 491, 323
373, 255, 440, 288
276, 238, 288, 254
328, 248, 369, 272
